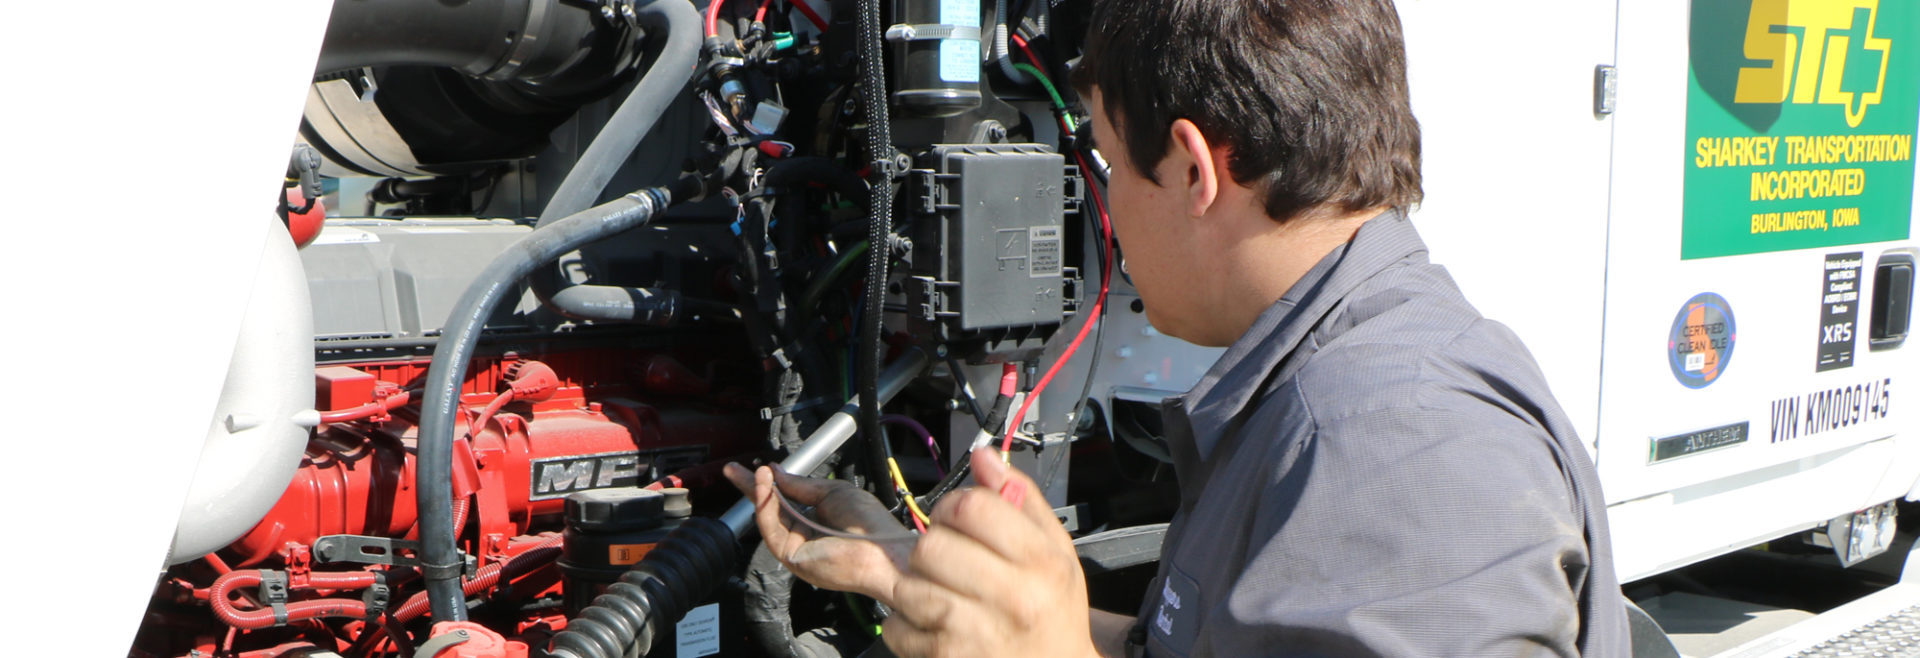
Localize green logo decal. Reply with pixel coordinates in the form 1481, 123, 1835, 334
1683, 0, 1917, 260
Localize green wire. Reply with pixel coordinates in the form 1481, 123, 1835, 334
798, 240, 871, 321
1014, 63, 1076, 132
844, 592, 882, 637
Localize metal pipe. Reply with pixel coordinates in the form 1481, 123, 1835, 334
721, 348, 931, 537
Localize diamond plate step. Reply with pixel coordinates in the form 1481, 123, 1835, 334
1792, 605, 1920, 658
1717, 584, 1920, 658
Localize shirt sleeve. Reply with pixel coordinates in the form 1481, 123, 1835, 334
1204, 404, 1588, 657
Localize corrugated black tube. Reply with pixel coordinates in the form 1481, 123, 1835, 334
543, 517, 739, 658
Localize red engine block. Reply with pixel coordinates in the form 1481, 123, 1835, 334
231, 350, 765, 567
135, 348, 768, 658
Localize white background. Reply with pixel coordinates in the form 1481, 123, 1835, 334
0, 2, 334, 653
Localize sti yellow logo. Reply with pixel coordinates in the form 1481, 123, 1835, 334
1734, 0, 1893, 127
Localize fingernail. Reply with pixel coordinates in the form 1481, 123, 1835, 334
999, 481, 1026, 508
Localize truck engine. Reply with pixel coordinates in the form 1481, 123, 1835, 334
125, 0, 1160, 656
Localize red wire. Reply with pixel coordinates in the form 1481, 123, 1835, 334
318, 389, 413, 424
1009, 33, 1047, 77
706, 0, 725, 38
466, 390, 516, 440
754, 0, 773, 24
790, 0, 829, 32
1003, 150, 1114, 455
906, 501, 930, 533
1008, 33, 1073, 136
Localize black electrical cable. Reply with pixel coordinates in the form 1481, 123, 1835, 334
416, 181, 697, 624
855, 0, 898, 510
944, 354, 991, 429
922, 382, 1016, 507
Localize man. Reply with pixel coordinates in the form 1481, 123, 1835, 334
726, 0, 1629, 655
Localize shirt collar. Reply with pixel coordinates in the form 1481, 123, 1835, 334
1172, 208, 1429, 461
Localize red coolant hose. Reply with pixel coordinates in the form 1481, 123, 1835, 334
465, 391, 516, 440
209, 571, 380, 630
210, 534, 561, 633
392, 534, 565, 623
319, 390, 414, 424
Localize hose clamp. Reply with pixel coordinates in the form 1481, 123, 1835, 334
362, 572, 392, 619
485, 0, 552, 81
884, 24, 982, 42
420, 559, 468, 583
259, 571, 291, 627
417, 629, 473, 657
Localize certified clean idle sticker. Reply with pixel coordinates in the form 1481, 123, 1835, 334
1670, 293, 1738, 388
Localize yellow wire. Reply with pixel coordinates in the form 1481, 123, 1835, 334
887, 457, 932, 527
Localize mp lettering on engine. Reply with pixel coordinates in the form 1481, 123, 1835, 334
530, 447, 708, 500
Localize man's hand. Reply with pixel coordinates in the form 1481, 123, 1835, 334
723, 462, 913, 603
881, 449, 1096, 658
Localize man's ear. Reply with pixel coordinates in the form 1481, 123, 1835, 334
1165, 118, 1222, 218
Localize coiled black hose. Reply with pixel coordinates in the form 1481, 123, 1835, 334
856, 0, 898, 511
417, 181, 697, 624
543, 517, 739, 658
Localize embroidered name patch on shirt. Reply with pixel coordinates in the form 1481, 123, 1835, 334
1150, 567, 1202, 656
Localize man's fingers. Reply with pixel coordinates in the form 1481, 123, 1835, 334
929, 471, 1063, 563
725, 462, 804, 553
906, 525, 1017, 605
748, 466, 811, 561
723, 462, 757, 497
968, 448, 1064, 532
766, 465, 844, 506
880, 615, 940, 658
886, 574, 963, 632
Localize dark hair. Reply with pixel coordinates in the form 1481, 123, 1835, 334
1071, 0, 1423, 222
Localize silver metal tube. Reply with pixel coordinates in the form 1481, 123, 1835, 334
722, 348, 931, 537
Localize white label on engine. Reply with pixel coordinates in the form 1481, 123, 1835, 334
675, 603, 721, 657
941, 0, 980, 28
939, 39, 981, 83
311, 227, 379, 245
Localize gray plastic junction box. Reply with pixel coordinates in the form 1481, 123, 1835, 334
906, 143, 1081, 359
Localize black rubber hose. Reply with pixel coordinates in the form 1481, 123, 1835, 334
417, 181, 696, 624
856, 0, 898, 510
530, 0, 704, 324
543, 517, 740, 658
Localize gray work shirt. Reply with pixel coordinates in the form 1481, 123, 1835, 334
1134, 211, 1627, 657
